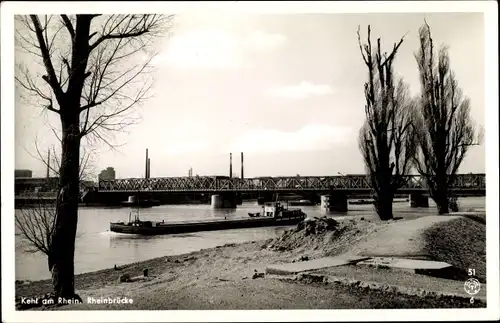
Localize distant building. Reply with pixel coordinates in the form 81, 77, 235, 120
15, 169, 33, 178
98, 167, 116, 181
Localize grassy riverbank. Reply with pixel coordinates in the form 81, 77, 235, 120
15, 213, 486, 310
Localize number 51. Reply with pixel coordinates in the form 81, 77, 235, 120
468, 268, 476, 276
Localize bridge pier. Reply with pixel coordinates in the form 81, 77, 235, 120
320, 192, 348, 213
211, 193, 237, 209
409, 193, 429, 208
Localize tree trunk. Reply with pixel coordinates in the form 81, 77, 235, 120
434, 174, 450, 215
371, 169, 395, 221
435, 192, 449, 215
374, 188, 394, 221
49, 112, 81, 298
370, 168, 396, 221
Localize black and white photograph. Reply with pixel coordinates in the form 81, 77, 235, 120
1, 1, 499, 322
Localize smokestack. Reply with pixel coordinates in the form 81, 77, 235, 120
229, 153, 233, 178
145, 149, 149, 178
147, 158, 151, 178
46, 149, 50, 178
241, 152, 244, 179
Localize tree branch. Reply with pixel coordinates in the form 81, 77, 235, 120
29, 15, 65, 103
60, 15, 75, 40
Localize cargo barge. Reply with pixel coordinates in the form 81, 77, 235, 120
110, 201, 307, 235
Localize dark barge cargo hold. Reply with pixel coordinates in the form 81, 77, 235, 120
110, 202, 307, 235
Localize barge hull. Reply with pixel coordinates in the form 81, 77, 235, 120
110, 216, 304, 235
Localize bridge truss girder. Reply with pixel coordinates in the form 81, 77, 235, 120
97, 174, 485, 193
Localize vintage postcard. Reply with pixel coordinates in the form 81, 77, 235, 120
1, 1, 498, 322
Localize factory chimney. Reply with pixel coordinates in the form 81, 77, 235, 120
147, 158, 151, 178
229, 153, 233, 178
145, 149, 149, 178
46, 149, 50, 178
241, 152, 244, 179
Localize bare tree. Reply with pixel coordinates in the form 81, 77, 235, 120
413, 21, 480, 214
15, 199, 56, 265
15, 14, 172, 299
357, 25, 417, 220
16, 146, 91, 267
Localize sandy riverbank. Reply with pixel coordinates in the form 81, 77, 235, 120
15, 213, 486, 310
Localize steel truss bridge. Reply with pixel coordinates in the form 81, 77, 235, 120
98, 173, 486, 194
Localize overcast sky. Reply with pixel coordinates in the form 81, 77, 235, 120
15, 12, 485, 179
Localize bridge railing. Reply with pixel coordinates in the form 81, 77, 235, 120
97, 173, 485, 192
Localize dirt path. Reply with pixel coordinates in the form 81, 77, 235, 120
351, 216, 462, 258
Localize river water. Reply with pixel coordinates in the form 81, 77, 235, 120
14, 197, 485, 281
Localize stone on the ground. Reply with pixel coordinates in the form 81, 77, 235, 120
296, 273, 328, 283
119, 273, 131, 282
293, 255, 310, 263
